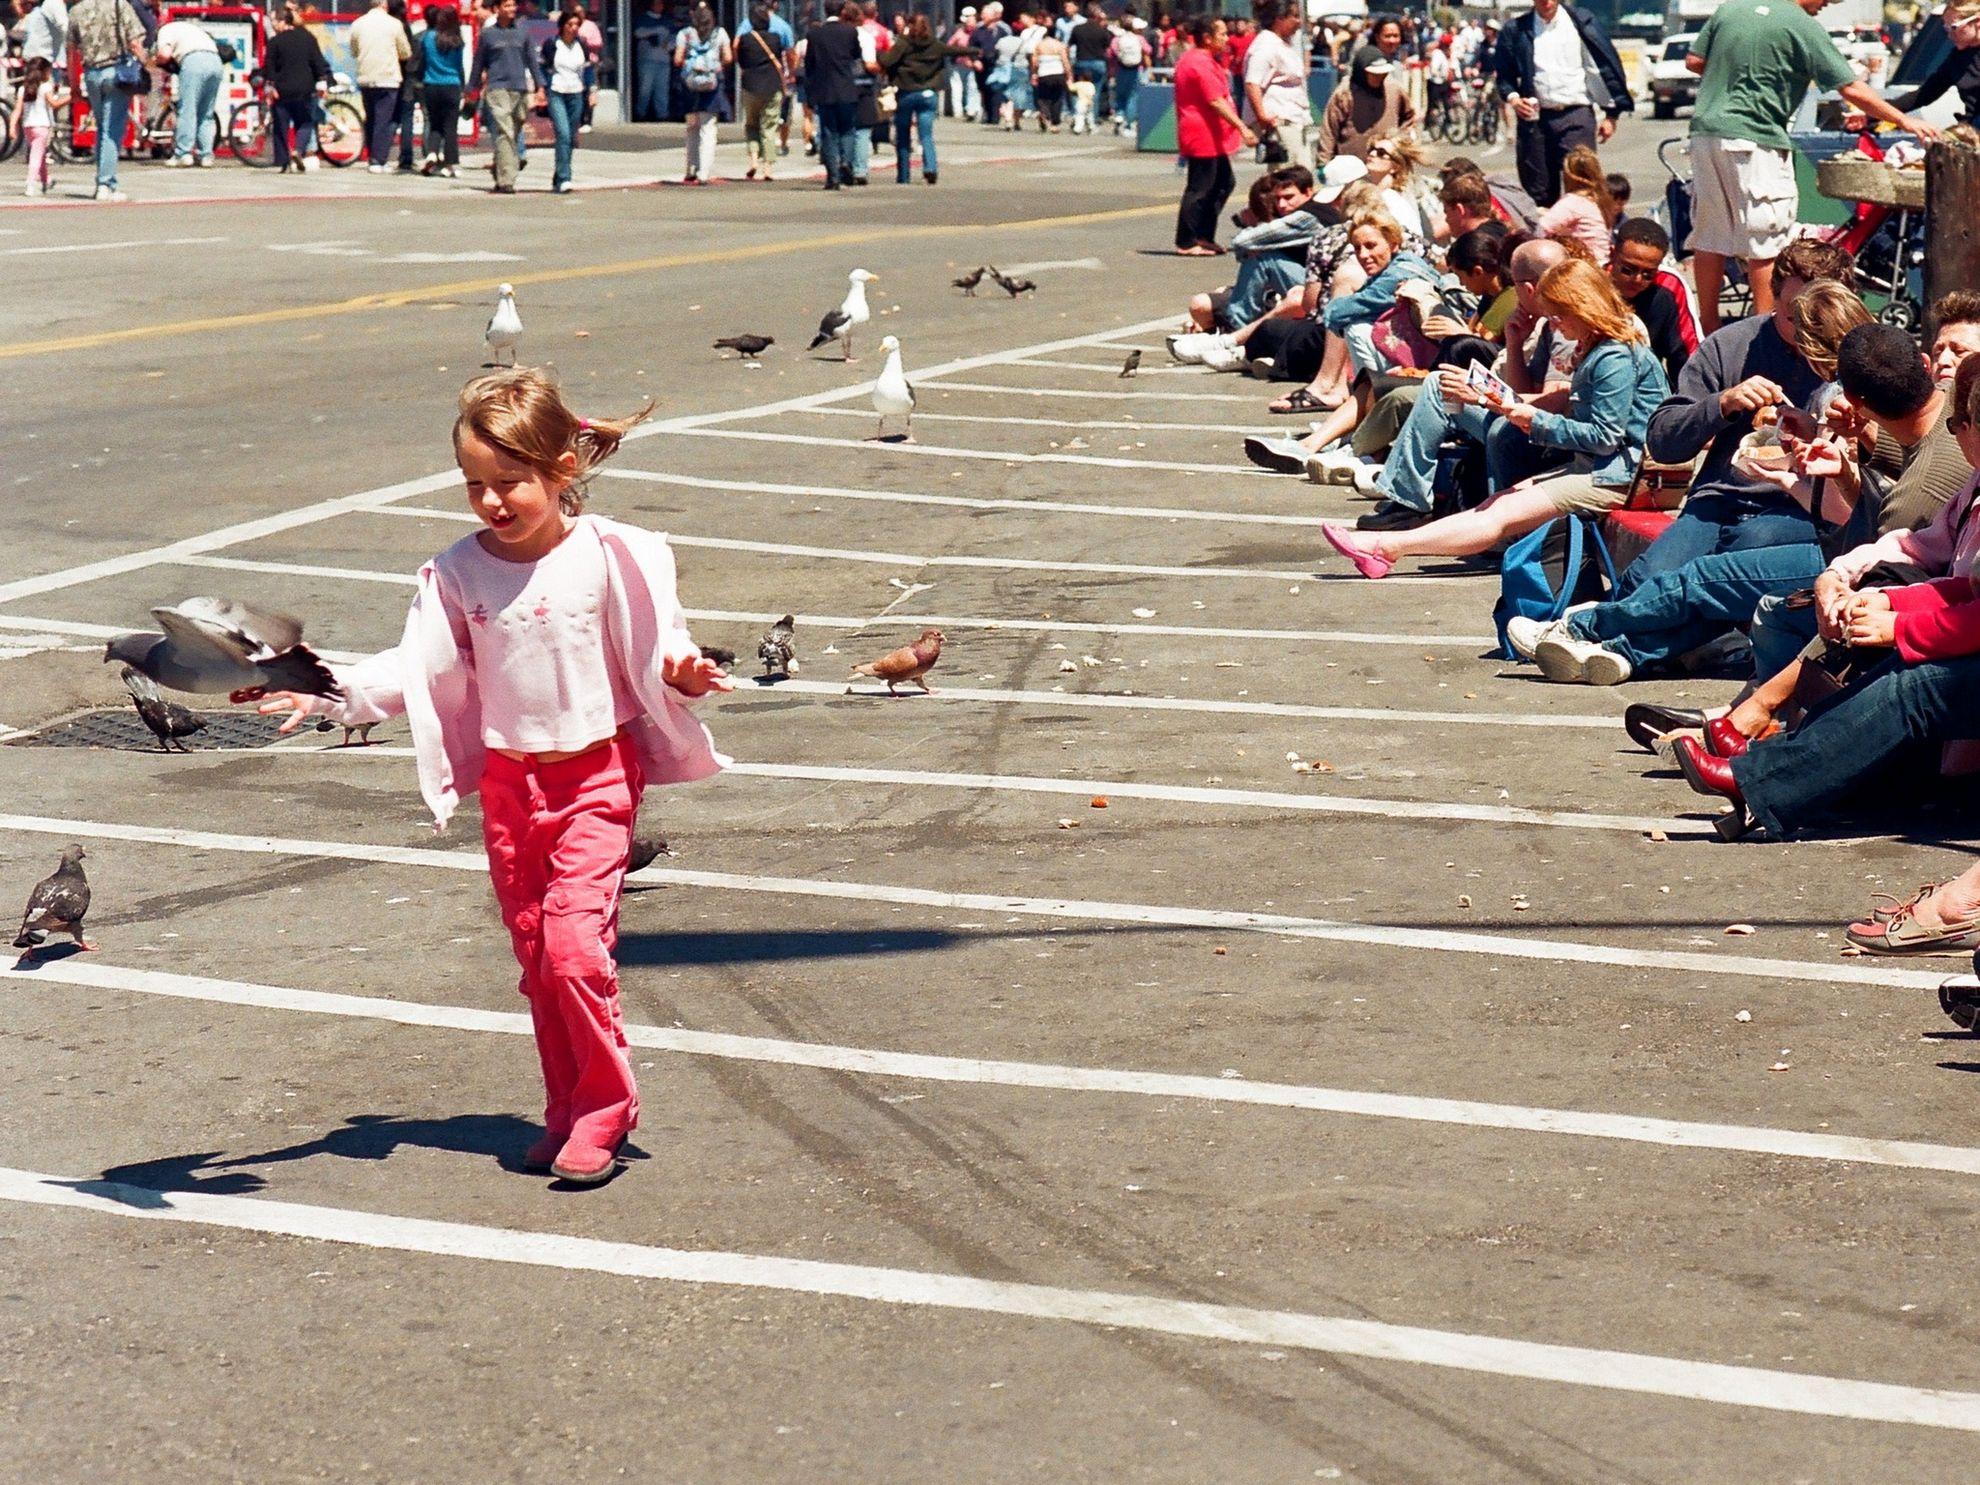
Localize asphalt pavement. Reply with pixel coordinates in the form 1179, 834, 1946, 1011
4, 113, 1980, 1485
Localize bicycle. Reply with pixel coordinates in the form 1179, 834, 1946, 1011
1424, 75, 1468, 144
226, 71, 365, 168
1465, 75, 1501, 146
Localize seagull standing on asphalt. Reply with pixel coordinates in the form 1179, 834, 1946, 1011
872, 335, 915, 441
484, 284, 522, 367
808, 268, 876, 362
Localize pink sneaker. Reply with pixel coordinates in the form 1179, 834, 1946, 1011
550, 1137, 623, 1185
522, 1131, 565, 1171
1321, 523, 1394, 579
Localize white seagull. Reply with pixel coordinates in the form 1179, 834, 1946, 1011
808, 268, 876, 362
872, 334, 915, 441
484, 283, 522, 367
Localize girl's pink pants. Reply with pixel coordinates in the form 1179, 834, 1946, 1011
480, 733, 644, 1153
25, 126, 52, 190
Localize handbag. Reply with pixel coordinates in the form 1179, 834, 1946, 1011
877, 83, 898, 116
110, 2, 151, 93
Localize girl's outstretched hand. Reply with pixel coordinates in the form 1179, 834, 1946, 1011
664, 651, 735, 697
255, 692, 316, 733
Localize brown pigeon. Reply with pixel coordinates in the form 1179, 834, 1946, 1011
847, 629, 944, 695
15, 845, 91, 954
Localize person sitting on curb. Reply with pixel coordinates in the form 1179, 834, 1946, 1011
1180, 165, 1324, 336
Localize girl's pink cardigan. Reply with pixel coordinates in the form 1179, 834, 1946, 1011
315, 515, 728, 831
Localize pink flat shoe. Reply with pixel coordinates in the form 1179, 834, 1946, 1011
1321, 523, 1394, 579
550, 1136, 624, 1185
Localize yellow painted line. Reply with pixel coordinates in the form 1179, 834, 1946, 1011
0, 203, 1169, 362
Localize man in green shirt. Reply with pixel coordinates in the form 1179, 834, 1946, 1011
1686, 0, 1938, 336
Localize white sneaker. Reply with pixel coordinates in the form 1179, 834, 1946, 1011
171, 155, 195, 168
93, 185, 128, 202
1166, 331, 1221, 364
1534, 630, 1633, 686
1198, 338, 1246, 373
300, 155, 321, 172
1503, 615, 1566, 661
23, 183, 43, 197
366, 163, 386, 174
1244, 355, 1276, 379
1306, 447, 1380, 494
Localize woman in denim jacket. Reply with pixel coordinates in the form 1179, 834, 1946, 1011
1324, 258, 1670, 580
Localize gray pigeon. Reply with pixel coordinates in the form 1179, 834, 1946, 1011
627, 835, 669, 873
15, 845, 91, 953
1119, 349, 1142, 379
952, 266, 988, 296
105, 597, 342, 703
990, 268, 1036, 298
713, 334, 774, 360
757, 614, 797, 677
121, 666, 207, 752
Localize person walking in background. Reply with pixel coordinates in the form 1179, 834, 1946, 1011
1492, 0, 1630, 207
971, 1, 1010, 125
264, 3, 330, 173
8, 55, 69, 195
1029, 17, 1069, 129
418, 3, 464, 176
467, 0, 546, 194
882, 11, 967, 181
1069, 3, 1110, 121
1244, 0, 1311, 170
541, 6, 587, 192
1315, 44, 1412, 162
1108, 10, 1145, 132
738, 1, 790, 180
673, 3, 731, 184
22, 0, 71, 75
387, 0, 421, 172
631, 0, 672, 122
947, 6, 981, 119
1174, 13, 1255, 255
349, 0, 410, 173
570, 1, 602, 132
152, 9, 222, 166
65, 0, 146, 200
806, 0, 876, 187
1686, 0, 1940, 335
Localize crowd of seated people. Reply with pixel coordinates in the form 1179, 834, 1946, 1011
1163, 116, 1980, 1011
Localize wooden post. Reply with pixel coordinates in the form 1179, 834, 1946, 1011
1924, 142, 1980, 329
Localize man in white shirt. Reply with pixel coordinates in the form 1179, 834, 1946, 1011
22, 0, 71, 67
1492, 0, 1631, 206
153, 13, 223, 166
1244, 0, 1313, 171
348, 0, 411, 172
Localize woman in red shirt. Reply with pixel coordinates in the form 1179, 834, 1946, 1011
1172, 14, 1256, 255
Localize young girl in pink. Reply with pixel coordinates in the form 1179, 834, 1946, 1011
257, 369, 731, 1185
9, 59, 71, 198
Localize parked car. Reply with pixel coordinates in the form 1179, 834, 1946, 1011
1649, 33, 1698, 119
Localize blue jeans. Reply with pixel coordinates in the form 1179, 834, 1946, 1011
816, 98, 862, 183
894, 86, 938, 180
1374, 375, 1545, 513
949, 66, 979, 118
1007, 71, 1033, 115
273, 94, 316, 165
173, 50, 224, 161
1749, 592, 1819, 681
1074, 57, 1108, 116
1566, 540, 1823, 673
547, 88, 583, 186
1733, 653, 1980, 837
85, 66, 129, 190
1115, 64, 1139, 127
1614, 495, 1817, 596
1226, 255, 1304, 329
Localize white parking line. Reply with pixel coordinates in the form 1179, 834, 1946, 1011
601, 467, 1340, 528
0, 813, 1941, 990
18, 957, 1972, 1173
8, 1163, 1980, 1432
665, 426, 1272, 478
1002, 357, 1211, 374
0, 235, 227, 257
923, 381, 1263, 403
804, 407, 1282, 438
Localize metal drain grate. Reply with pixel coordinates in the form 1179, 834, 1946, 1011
8, 708, 299, 752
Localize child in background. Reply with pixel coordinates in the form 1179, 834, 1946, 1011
1534, 146, 1617, 264
1605, 170, 1632, 226
10, 59, 71, 197
256, 369, 731, 1186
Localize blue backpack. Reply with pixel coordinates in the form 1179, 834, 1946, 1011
1492, 514, 1617, 661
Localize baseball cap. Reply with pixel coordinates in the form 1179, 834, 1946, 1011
1313, 153, 1369, 204
1353, 44, 1392, 76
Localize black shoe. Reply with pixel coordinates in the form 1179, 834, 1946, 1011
1623, 702, 1708, 753
1355, 501, 1431, 533
823, 179, 841, 190
924, 171, 937, 184
1943, 971, 1980, 1032
852, 176, 869, 185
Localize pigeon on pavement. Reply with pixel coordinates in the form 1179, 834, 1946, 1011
627, 835, 670, 874
1119, 349, 1142, 379
990, 268, 1036, 297
484, 284, 522, 367
105, 597, 343, 704
121, 666, 207, 752
713, 334, 775, 360
847, 628, 944, 695
952, 266, 988, 296
757, 614, 797, 677
699, 645, 738, 670
15, 845, 91, 954
808, 269, 876, 362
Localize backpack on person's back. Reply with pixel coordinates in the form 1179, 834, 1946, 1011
681, 26, 724, 90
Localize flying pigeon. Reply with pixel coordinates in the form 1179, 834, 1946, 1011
990, 268, 1036, 298
872, 335, 915, 441
627, 835, 670, 874
757, 614, 797, 677
952, 266, 988, 296
847, 628, 944, 695
104, 597, 343, 704
314, 718, 378, 747
713, 334, 775, 361
699, 645, 738, 670
808, 268, 876, 362
1119, 349, 1142, 379
121, 666, 206, 752
15, 845, 90, 954
484, 283, 522, 368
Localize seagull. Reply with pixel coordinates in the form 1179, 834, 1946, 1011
484, 283, 522, 367
808, 268, 876, 362
713, 334, 775, 361
952, 266, 989, 296
872, 335, 915, 441
121, 666, 207, 752
104, 597, 342, 704
1119, 349, 1142, 379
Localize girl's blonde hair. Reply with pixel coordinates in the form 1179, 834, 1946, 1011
453, 367, 652, 514
1345, 208, 1404, 249
1536, 258, 1644, 346
1378, 135, 1426, 185
1561, 146, 1617, 224
1334, 179, 1382, 216
1791, 282, 1872, 382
